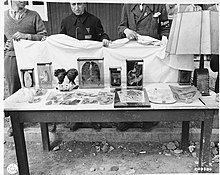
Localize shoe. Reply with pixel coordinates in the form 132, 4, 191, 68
142, 122, 159, 132
7, 127, 13, 137
92, 123, 102, 131
116, 122, 132, 132
69, 123, 81, 131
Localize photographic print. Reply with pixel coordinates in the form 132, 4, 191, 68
3, 1, 219, 175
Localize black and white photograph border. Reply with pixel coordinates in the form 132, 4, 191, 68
2, 0, 219, 175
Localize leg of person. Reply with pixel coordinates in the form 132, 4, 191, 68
142, 122, 159, 131
4, 54, 21, 137
69, 122, 82, 131
116, 122, 133, 132
4, 55, 21, 95
50, 123, 57, 133
91, 122, 102, 131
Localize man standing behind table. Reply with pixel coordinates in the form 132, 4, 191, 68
117, 4, 170, 131
4, 0, 47, 136
60, 2, 110, 47
118, 3, 170, 41
60, 3, 111, 132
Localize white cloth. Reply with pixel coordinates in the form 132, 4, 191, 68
13, 34, 194, 86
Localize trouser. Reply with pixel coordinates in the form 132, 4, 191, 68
210, 55, 219, 93
4, 53, 21, 95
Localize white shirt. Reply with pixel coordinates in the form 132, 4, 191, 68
139, 4, 143, 11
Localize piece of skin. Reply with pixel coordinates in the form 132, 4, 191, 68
11, 1, 27, 11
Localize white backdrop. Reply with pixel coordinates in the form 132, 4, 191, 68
14, 34, 194, 87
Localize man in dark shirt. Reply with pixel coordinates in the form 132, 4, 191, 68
60, 3, 110, 131
60, 3, 110, 47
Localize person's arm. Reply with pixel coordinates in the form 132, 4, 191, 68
60, 19, 67, 35
12, 12, 47, 41
118, 5, 137, 40
95, 19, 110, 41
29, 12, 47, 41
158, 4, 170, 39
118, 5, 129, 38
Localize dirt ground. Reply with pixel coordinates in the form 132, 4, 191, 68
4, 138, 219, 175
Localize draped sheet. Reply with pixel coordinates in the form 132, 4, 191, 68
14, 34, 194, 87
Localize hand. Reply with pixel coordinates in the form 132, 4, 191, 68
124, 28, 138, 40
102, 39, 111, 47
161, 36, 168, 45
12, 32, 28, 41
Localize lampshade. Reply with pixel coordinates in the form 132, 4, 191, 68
166, 10, 219, 55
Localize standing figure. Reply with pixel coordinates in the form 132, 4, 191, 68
4, 0, 47, 95
60, 3, 111, 131
4, 0, 47, 136
60, 2, 111, 47
118, 4, 170, 40
117, 3, 170, 131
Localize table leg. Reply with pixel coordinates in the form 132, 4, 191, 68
11, 113, 30, 175
181, 121, 190, 151
40, 123, 50, 151
198, 111, 214, 173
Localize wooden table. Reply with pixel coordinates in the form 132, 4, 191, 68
4, 85, 218, 174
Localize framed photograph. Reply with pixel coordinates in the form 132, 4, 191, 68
178, 70, 192, 85
114, 88, 150, 108
77, 57, 104, 89
37, 62, 53, 89
126, 59, 143, 89
193, 68, 210, 96
20, 68, 35, 88
109, 67, 121, 88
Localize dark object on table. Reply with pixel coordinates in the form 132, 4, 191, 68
210, 54, 219, 93
193, 55, 210, 96
66, 68, 78, 85
178, 70, 192, 85
109, 67, 122, 88
54, 68, 79, 91
54, 68, 67, 84
126, 59, 143, 89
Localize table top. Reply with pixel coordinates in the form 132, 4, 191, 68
4, 83, 219, 111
